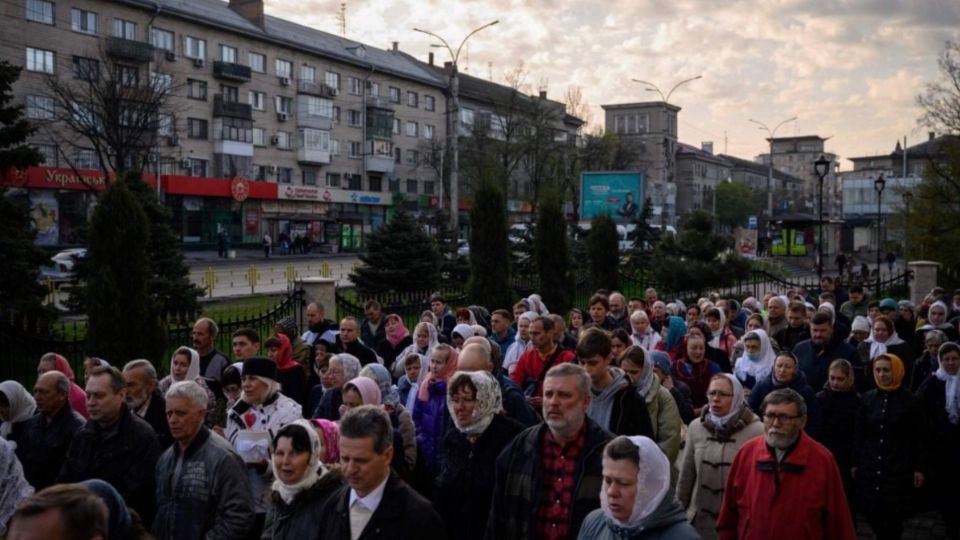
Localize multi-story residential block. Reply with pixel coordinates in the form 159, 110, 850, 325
718, 153, 805, 212
2, 0, 447, 250
755, 135, 840, 218
674, 142, 731, 215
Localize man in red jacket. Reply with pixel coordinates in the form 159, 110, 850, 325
717, 388, 856, 540
511, 316, 575, 410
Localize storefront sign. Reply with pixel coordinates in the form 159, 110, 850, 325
1, 167, 156, 191
230, 176, 250, 202
278, 185, 324, 201
245, 207, 261, 235
261, 199, 330, 216
316, 188, 390, 206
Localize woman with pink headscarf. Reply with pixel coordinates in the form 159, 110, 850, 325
38, 353, 88, 418
413, 344, 459, 476
377, 314, 413, 373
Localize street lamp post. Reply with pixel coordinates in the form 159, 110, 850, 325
874, 173, 886, 294
630, 76, 701, 227
902, 191, 913, 261
814, 155, 831, 282
414, 21, 499, 237
748, 116, 798, 225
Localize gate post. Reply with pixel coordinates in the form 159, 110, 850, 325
299, 277, 338, 321
907, 261, 940, 305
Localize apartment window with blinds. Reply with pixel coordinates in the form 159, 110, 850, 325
425, 95, 436, 111
219, 45, 237, 63
26, 0, 55, 25
276, 131, 291, 149
185, 36, 206, 59
151, 28, 174, 51
71, 8, 98, 34
249, 52, 266, 73
26, 48, 55, 74
275, 59, 292, 78
113, 18, 137, 40
27, 96, 54, 120
253, 127, 266, 146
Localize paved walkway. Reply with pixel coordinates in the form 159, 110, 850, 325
856, 512, 950, 539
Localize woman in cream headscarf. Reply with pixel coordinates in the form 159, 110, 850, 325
0, 381, 36, 439
160, 346, 223, 427
435, 371, 524, 540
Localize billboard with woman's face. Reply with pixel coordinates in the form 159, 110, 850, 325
580, 171, 644, 223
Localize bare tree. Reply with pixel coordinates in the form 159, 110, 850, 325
917, 40, 960, 134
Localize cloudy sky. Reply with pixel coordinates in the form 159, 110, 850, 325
268, 0, 959, 168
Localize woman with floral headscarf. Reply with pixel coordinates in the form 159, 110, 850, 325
578, 436, 699, 539
262, 420, 343, 539
853, 353, 927, 540
377, 314, 413, 374
677, 374, 763, 539
435, 371, 524, 540
0, 381, 36, 439
917, 342, 960, 539
360, 363, 418, 471
413, 344, 458, 477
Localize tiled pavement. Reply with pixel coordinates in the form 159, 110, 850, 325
856, 512, 950, 539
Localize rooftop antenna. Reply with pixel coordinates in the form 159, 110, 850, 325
336, 3, 347, 37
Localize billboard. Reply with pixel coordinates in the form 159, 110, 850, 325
580, 171, 644, 223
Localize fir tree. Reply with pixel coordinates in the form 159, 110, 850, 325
535, 192, 572, 312
0, 60, 46, 317
84, 179, 165, 364
350, 208, 441, 294
467, 177, 513, 310
587, 213, 620, 292
433, 209, 469, 285
651, 210, 751, 293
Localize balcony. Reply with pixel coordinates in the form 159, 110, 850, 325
104, 37, 155, 63
213, 61, 252, 82
297, 80, 336, 98
297, 147, 331, 165
365, 155, 395, 174
213, 95, 252, 121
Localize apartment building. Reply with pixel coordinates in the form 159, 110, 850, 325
2, 0, 447, 250
755, 135, 840, 219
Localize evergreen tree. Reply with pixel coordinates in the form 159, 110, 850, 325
535, 192, 572, 312
467, 177, 513, 310
587, 213, 620, 292
629, 197, 660, 265
350, 208, 441, 294
651, 210, 751, 293
0, 61, 46, 317
432, 209, 469, 285
84, 179, 165, 364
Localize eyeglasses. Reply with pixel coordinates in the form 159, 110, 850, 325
706, 390, 733, 398
763, 412, 803, 424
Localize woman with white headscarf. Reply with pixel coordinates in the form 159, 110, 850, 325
676, 374, 763, 539
262, 419, 343, 539
0, 381, 36, 439
436, 371, 525, 540
733, 329, 777, 390
159, 347, 222, 426
578, 435, 699, 539
394, 321, 439, 380
0, 437, 32, 535
917, 342, 960, 539
919, 300, 960, 342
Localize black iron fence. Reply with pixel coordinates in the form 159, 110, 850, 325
0, 289, 304, 388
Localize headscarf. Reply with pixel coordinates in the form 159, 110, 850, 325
527, 294, 549, 316
420, 310, 438, 327
272, 333, 301, 373
80, 479, 131, 540
311, 418, 341, 464
874, 353, 905, 392
171, 347, 201, 382
623, 347, 657, 399
271, 419, 327, 504
0, 438, 33, 534
335, 354, 362, 384
707, 374, 746, 428
921, 301, 953, 330
707, 308, 727, 349
0, 381, 36, 438
360, 364, 400, 410
446, 371, 502, 437
733, 329, 776, 384
935, 343, 960, 425
818, 302, 837, 325
51, 354, 77, 382
599, 436, 671, 531
385, 314, 410, 348
663, 316, 687, 353
864, 322, 905, 360
452, 324, 475, 342
345, 376, 382, 406
394, 321, 439, 379
418, 346, 459, 402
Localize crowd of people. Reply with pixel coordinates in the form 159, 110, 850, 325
1, 282, 960, 540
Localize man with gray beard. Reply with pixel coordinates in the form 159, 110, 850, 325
716, 389, 855, 540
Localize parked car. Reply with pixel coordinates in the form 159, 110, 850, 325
39, 248, 86, 280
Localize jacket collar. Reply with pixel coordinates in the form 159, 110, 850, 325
755, 431, 809, 475
335, 471, 405, 521
175, 426, 211, 459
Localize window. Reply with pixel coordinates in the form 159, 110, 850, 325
150, 71, 173, 92
347, 174, 362, 190
219, 45, 237, 63
70, 102, 96, 128
394, 147, 401, 163
332, 106, 341, 124
424, 124, 435, 140
185, 36, 206, 59
253, 127, 266, 146
278, 167, 293, 184
326, 173, 341, 188
424, 181, 435, 195
325, 71, 340, 92
35, 144, 57, 166
187, 157, 207, 177
406, 150, 419, 165
303, 169, 318, 186
26, 48, 54, 74
275, 96, 293, 114
157, 113, 174, 136
187, 79, 207, 100
389, 177, 400, 192
75, 149, 100, 170
348, 77, 362, 95
369, 82, 380, 97
305, 96, 333, 118
405, 121, 418, 137
275, 59, 292, 78
219, 117, 252, 142
117, 65, 138, 88
27, 95, 54, 120
330, 139, 340, 156
348, 110, 362, 127
249, 91, 265, 110
406, 91, 418, 108
425, 95, 435, 111
187, 118, 208, 139
275, 131, 291, 149
406, 179, 418, 194
300, 128, 330, 152
349, 141, 361, 159
460, 108, 474, 126
221, 85, 239, 103
150, 28, 174, 51
249, 52, 266, 73
27, 0, 55, 25
73, 56, 99, 81
113, 18, 136, 40
389, 87, 401, 104
369, 176, 382, 192
392, 118, 400, 135
301, 65, 316, 82
253, 165, 266, 181
71, 8, 97, 34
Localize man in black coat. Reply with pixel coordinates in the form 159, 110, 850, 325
319, 405, 446, 539
122, 359, 172, 450
332, 317, 378, 366
796, 312, 857, 391
58, 366, 161, 527
14, 371, 85, 489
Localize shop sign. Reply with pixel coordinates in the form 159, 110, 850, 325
261, 199, 329, 215
317, 188, 390, 206
1, 167, 156, 191
230, 176, 250, 202
245, 207, 261, 235
278, 185, 323, 201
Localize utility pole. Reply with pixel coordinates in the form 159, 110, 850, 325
748, 116, 797, 227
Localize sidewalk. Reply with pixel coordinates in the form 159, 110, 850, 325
184, 248, 360, 267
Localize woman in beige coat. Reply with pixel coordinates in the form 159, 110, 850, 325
620, 346, 682, 462
677, 373, 764, 539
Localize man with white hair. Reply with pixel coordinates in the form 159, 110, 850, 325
765, 296, 789, 338
123, 359, 171, 449
154, 381, 254, 539
608, 292, 630, 331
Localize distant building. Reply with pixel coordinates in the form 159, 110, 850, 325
674, 142, 730, 215
755, 135, 840, 218
719, 153, 805, 213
